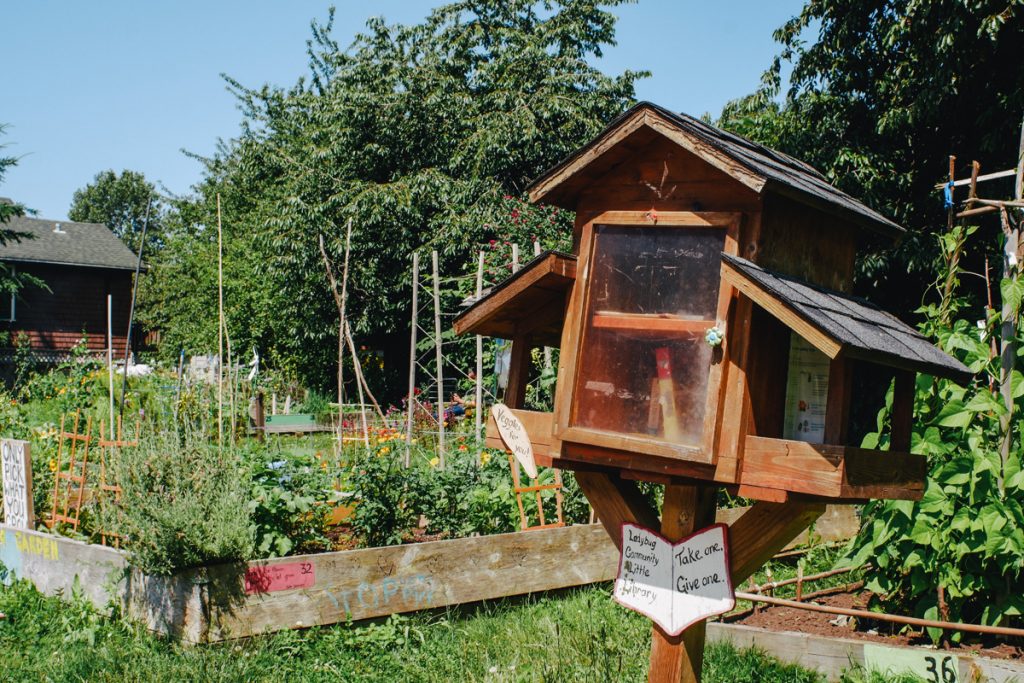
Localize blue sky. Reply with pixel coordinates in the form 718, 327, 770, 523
1, 1, 806, 220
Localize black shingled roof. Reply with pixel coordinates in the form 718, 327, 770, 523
528, 102, 904, 239
0, 214, 140, 271
722, 254, 971, 384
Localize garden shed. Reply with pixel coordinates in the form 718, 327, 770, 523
456, 101, 971, 503
0, 209, 139, 360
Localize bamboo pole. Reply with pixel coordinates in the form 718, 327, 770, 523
405, 252, 419, 467
999, 117, 1024, 492
216, 193, 224, 452
118, 197, 151, 420
344, 322, 370, 447
474, 250, 484, 465
106, 294, 114, 440
534, 240, 553, 371
432, 250, 445, 468
319, 228, 371, 448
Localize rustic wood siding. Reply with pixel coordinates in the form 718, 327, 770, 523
1, 263, 132, 355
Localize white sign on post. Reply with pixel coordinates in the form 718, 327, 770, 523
613, 523, 735, 635
491, 404, 538, 479
1, 439, 34, 530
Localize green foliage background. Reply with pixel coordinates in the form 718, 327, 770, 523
138, 0, 643, 399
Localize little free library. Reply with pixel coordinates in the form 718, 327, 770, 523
455, 102, 970, 682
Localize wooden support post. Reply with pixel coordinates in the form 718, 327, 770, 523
254, 391, 265, 442
648, 485, 717, 683
504, 334, 532, 410
573, 470, 660, 546
890, 371, 914, 452
727, 501, 825, 584
824, 357, 851, 445
406, 252, 419, 467
432, 250, 445, 467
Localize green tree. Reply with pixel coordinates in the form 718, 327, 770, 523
149, 0, 643, 396
718, 0, 1024, 314
68, 169, 161, 254
0, 124, 43, 302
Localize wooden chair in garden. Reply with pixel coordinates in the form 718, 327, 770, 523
507, 454, 564, 531
95, 417, 139, 548
49, 411, 92, 532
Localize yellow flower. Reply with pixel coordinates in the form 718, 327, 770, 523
49, 459, 57, 472
379, 446, 390, 455
480, 452, 491, 465
429, 456, 440, 468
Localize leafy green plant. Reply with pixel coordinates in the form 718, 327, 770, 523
100, 428, 254, 575
246, 449, 332, 557
839, 225, 1024, 642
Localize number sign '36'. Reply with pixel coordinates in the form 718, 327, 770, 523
1, 439, 34, 530
863, 644, 959, 683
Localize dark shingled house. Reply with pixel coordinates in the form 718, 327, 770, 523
1, 209, 140, 359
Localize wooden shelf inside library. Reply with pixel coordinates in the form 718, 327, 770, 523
591, 311, 714, 336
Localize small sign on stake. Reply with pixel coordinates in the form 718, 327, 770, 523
1, 439, 34, 530
491, 404, 538, 479
613, 523, 735, 635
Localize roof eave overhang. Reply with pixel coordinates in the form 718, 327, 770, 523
761, 178, 904, 242
527, 105, 768, 208
0, 256, 144, 272
721, 260, 971, 385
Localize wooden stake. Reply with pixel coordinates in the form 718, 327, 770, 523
106, 294, 114, 439
216, 193, 224, 452
648, 484, 717, 683
406, 252, 419, 467
432, 250, 445, 467
475, 250, 484, 464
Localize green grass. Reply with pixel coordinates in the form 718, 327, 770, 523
0, 579, 855, 683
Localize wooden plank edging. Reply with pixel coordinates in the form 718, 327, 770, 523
708, 622, 1024, 683
205, 523, 618, 641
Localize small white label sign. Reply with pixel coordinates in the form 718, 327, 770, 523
614, 523, 735, 635
1, 439, 34, 530
864, 644, 959, 683
490, 404, 538, 479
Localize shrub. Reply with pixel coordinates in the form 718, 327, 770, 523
101, 429, 254, 575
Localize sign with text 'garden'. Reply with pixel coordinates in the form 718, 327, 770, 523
613, 523, 734, 635
1, 439, 34, 530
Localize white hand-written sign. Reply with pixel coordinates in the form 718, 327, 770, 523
1, 439, 34, 530
613, 523, 734, 635
490, 404, 538, 479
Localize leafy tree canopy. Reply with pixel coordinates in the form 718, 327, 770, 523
146, 0, 644, 395
0, 125, 43, 299
718, 0, 1024, 314
69, 169, 162, 255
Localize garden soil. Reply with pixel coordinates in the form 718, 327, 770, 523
731, 591, 1023, 661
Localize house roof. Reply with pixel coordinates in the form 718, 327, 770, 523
720, 254, 971, 384
527, 102, 904, 240
0, 214, 141, 271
